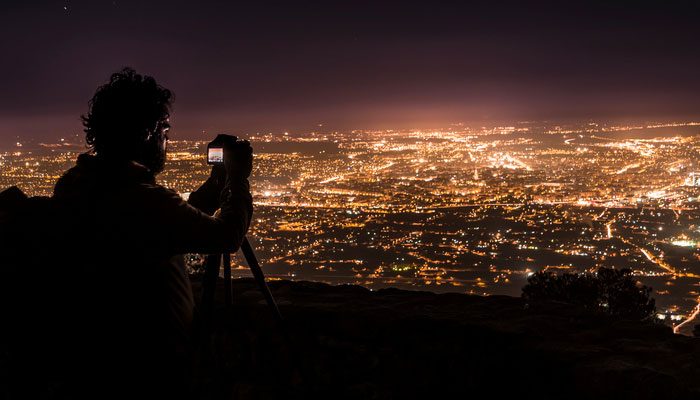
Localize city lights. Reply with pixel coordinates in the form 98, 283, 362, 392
4, 120, 700, 326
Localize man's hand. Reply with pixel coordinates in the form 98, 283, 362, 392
209, 164, 226, 186
224, 139, 253, 181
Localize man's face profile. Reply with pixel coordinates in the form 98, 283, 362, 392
140, 119, 170, 175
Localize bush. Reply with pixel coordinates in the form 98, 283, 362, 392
184, 253, 207, 276
522, 267, 656, 321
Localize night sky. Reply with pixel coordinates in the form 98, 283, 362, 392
2, 0, 700, 144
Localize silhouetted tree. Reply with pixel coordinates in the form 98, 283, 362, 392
693, 324, 700, 338
522, 267, 656, 321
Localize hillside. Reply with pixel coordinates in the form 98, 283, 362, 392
192, 278, 700, 399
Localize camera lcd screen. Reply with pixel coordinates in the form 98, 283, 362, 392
208, 147, 224, 164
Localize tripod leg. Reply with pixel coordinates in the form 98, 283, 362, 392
223, 252, 233, 308
240, 238, 310, 386
240, 237, 284, 327
201, 253, 221, 328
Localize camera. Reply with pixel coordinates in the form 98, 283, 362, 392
207, 147, 224, 165
207, 134, 237, 165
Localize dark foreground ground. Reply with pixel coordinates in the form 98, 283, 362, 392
192, 278, 700, 400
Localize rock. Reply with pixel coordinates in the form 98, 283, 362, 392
188, 278, 700, 399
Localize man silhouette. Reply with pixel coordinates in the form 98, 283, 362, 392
50, 68, 253, 398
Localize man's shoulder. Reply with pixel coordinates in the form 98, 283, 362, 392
54, 154, 160, 198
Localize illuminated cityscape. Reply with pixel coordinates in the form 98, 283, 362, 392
4, 120, 700, 330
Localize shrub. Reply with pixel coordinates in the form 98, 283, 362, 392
185, 253, 207, 276
522, 267, 656, 321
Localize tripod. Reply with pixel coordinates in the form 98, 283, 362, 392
198, 235, 309, 395
200, 237, 283, 330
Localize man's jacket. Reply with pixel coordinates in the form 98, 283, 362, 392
49, 153, 252, 375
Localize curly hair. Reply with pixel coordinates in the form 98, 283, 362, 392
82, 68, 173, 157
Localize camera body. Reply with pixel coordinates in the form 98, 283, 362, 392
207, 134, 238, 165
207, 146, 224, 165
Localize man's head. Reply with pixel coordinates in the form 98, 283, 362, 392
82, 68, 173, 174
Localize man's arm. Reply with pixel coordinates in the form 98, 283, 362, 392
144, 179, 252, 255
187, 166, 226, 216
147, 139, 254, 255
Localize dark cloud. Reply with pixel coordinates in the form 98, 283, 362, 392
1, 0, 700, 144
